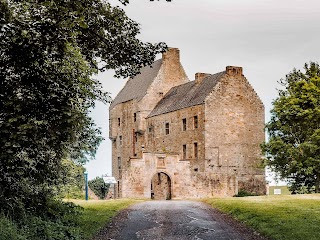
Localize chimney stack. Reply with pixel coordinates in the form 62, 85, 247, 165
162, 48, 180, 63
226, 66, 243, 76
195, 72, 211, 84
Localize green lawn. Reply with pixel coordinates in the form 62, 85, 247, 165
73, 199, 143, 239
203, 194, 320, 240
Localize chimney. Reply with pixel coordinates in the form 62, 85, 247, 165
226, 66, 243, 76
162, 47, 180, 63
195, 72, 211, 84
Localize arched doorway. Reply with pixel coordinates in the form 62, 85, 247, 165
151, 172, 171, 200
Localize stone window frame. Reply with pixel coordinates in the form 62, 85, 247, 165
193, 116, 198, 129
194, 142, 198, 159
165, 122, 170, 135
134, 113, 137, 122
119, 135, 122, 145
182, 118, 187, 131
118, 117, 121, 126
182, 144, 187, 159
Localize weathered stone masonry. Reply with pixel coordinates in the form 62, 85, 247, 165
109, 48, 265, 199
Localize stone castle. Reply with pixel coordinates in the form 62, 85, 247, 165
109, 48, 265, 199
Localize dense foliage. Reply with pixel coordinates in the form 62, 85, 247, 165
59, 159, 86, 199
88, 177, 110, 199
262, 62, 320, 193
0, 0, 166, 238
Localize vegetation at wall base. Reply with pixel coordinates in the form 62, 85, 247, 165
203, 194, 320, 240
233, 189, 259, 197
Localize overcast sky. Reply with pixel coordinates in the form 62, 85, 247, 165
85, 0, 320, 181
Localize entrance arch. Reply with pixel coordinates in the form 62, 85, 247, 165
150, 172, 171, 200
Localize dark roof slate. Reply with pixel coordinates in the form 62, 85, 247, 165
148, 71, 225, 117
110, 59, 162, 109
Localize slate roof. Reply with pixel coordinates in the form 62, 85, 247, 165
110, 59, 162, 109
148, 71, 225, 117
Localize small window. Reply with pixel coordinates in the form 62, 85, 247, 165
165, 122, 170, 135
194, 142, 198, 159
183, 144, 186, 159
182, 118, 186, 131
134, 133, 138, 143
118, 118, 121, 126
118, 157, 121, 169
148, 126, 153, 133
194, 116, 198, 129
159, 92, 163, 97
119, 136, 122, 145
134, 113, 137, 122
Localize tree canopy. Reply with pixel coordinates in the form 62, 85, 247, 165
262, 62, 320, 193
0, 0, 166, 219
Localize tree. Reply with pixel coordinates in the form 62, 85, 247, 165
59, 159, 86, 199
262, 62, 320, 193
0, 0, 166, 218
88, 177, 110, 199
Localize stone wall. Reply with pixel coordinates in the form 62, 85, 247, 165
204, 66, 266, 195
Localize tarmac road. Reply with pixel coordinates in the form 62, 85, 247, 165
93, 200, 267, 240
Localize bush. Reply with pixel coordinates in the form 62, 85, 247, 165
234, 189, 259, 197
0, 215, 26, 240
0, 200, 84, 240
88, 177, 110, 199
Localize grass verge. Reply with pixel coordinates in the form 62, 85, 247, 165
73, 199, 143, 239
202, 194, 320, 240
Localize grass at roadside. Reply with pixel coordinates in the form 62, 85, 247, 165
203, 194, 320, 240
73, 199, 143, 239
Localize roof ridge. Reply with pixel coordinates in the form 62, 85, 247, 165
110, 59, 162, 109
148, 71, 225, 118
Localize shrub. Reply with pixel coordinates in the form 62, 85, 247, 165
0, 215, 26, 240
88, 177, 110, 199
234, 189, 259, 197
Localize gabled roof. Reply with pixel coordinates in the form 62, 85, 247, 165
148, 71, 225, 117
110, 59, 162, 109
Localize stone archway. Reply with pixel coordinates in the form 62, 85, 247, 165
151, 172, 171, 200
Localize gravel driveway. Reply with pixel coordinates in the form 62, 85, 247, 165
93, 200, 267, 240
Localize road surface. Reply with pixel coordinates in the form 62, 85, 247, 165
93, 200, 267, 240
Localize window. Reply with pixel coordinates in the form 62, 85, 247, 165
183, 144, 186, 159
134, 132, 138, 143
193, 116, 198, 129
117, 181, 120, 197
118, 118, 121, 126
165, 122, 170, 135
118, 157, 121, 169
118, 157, 122, 178
134, 113, 137, 122
182, 118, 186, 131
119, 135, 122, 145
194, 142, 198, 159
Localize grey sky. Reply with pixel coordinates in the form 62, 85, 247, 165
85, 0, 320, 180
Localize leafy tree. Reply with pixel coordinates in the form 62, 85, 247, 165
88, 177, 110, 199
0, 0, 166, 219
262, 62, 320, 193
58, 159, 86, 199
